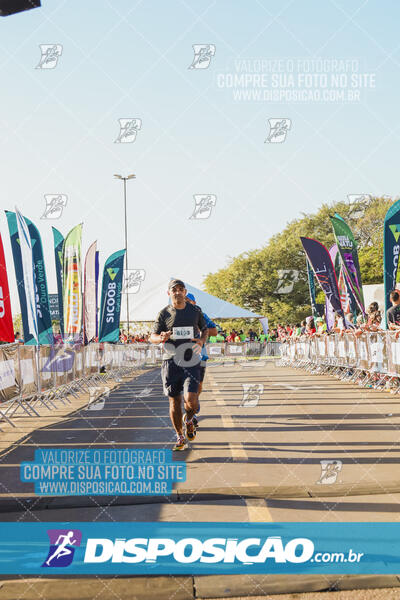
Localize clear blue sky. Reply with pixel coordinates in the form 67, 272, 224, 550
1, 0, 399, 317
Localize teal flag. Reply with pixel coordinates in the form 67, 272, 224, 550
24, 216, 53, 344
306, 258, 318, 320
52, 227, 64, 336
5, 211, 35, 344
99, 249, 126, 342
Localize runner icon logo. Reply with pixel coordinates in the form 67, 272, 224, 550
240, 383, 263, 407
316, 460, 342, 485
265, 118, 291, 143
42, 529, 82, 567
189, 195, 217, 220
36, 44, 63, 69
188, 44, 216, 69
41, 195, 68, 220
123, 269, 146, 294
114, 118, 142, 143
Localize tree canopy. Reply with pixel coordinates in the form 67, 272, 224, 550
203, 196, 393, 327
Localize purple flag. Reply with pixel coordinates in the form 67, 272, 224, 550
300, 237, 344, 318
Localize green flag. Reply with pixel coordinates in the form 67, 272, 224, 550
99, 249, 126, 342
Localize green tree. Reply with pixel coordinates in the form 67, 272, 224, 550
203, 196, 394, 327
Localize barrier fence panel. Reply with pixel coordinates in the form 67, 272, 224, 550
84, 346, 92, 378
74, 345, 85, 379
369, 332, 387, 374
39, 345, 54, 392
53, 346, 68, 388
279, 332, 400, 377
358, 333, 370, 373
387, 334, 400, 377
346, 336, 358, 369
206, 343, 224, 358
89, 344, 99, 375
225, 343, 245, 357
0, 343, 19, 403
19, 345, 38, 398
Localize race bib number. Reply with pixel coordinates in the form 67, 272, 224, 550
171, 326, 194, 340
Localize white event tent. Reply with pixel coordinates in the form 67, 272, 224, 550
120, 279, 261, 323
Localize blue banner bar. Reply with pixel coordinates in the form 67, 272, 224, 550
0, 522, 399, 575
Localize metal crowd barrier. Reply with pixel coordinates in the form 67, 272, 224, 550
0, 342, 156, 429
278, 332, 400, 390
206, 341, 281, 359
0, 340, 280, 429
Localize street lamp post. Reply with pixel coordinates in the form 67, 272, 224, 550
114, 173, 135, 338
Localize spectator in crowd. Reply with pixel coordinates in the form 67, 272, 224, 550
305, 319, 316, 336
248, 328, 256, 341
294, 323, 302, 337
363, 302, 382, 331
315, 317, 327, 336
216, 331, 225, 343
234, 332, 241, 343
368, 309, 382, 331
14, 331, 23, 344
387, 290, 400, 331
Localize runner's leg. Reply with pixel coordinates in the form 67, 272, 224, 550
183, 391, 198, 422
169, 394, 184, 436
162, 359, 186, 448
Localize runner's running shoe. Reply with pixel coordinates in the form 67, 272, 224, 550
183, 414, 197, 441
173, 435, 188, 451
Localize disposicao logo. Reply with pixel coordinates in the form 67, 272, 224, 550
82, 535, 314, 565
42, 529, 82, 568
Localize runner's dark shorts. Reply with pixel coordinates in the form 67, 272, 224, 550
199, 366, 206, 382
161, 358, 201, 397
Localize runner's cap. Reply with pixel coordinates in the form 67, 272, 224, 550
168, 279, 185, 290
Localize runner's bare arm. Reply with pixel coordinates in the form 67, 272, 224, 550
150, 331, 171, 344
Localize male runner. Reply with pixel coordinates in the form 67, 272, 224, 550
150, 279, 208, 450
185, 293, 217, 427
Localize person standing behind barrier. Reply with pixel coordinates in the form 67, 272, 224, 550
315, 317, 327, 336
387, 291, 400, 331
248, 328, 256, 341
150, 280, 208, 451
305, 319, 316, 336
14, 331, 23, 344
215, 331, 225, 343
